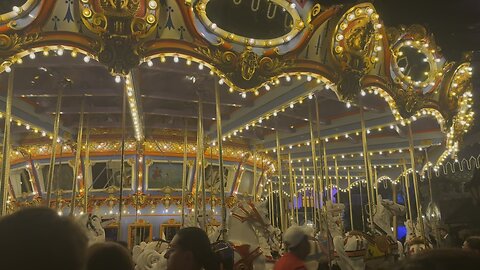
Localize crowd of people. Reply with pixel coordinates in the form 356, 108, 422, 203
0, 207, 480, 270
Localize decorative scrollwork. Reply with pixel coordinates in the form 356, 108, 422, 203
0, 33, 40, 51
195, 46, 292, 90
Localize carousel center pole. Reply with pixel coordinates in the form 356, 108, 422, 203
347, 168, 354, 230
181, 120, 188, 227
214, 81, 227, 239
0, 70, 13, 216
359, 107, 374, 231
408, 124, 425, 239
46, 85, 64, 207
70, 99, 85, 216
275, 131, 285, 231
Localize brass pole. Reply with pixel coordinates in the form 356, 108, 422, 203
302, 165, 307, 224
334, 158, 340, 203
293, 168, 299, 224
373, 167, 379, 201
117, 77, 127, 241
347, 168, 354, 230
314, 96, 324, 220
393, 178, 398, 240
253, 149, 257, 201
425, 150, 433, 202
181, 121, 188, 227
70, 99, 85, 216
46, 87, 63, 206
359, 181, 366, 231
308, 109, 319, 228
83, 117, 90, 214
194, 101, 203, 225
275, 131, 285, 231
408, 124, 425, 239
214, 82, 227, 238
322, 143, 329, 201
201, 142, 207, 230
0, 70, 13, 216
359, 107, 374, 230
269, 181, 275, 227
288, 153, 295, 225
402, 160, 413, 220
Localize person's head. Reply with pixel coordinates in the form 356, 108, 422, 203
393, 248, 480, 270
0, 207, 87, 270
463, 236, 480, 253
164, 227, 219, 270
283, 226, 311, 259
86, 242, 134, 270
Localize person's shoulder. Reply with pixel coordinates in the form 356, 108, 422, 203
274, 253, 306, 270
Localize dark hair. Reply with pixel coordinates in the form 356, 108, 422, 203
393, 249, 480, 270
0, 207, 88, 270
87, 242, 134, 270
176, 227, 220, 270
465, 236, 480, 251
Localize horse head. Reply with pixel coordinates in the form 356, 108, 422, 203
76, 213, 106, 245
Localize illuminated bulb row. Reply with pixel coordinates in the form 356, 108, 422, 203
125, 74, 144, 141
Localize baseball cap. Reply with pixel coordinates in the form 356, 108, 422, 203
283, 226, 308, 248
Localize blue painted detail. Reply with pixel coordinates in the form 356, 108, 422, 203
64, 0, 74, 23
164, 6, 175, 30
397, 225, 407, 240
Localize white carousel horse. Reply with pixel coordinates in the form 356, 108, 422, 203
133, 200, 281, 270
325, 200, 368, 270
404, 219, 431, 256
132, 240, 168, 270
364, 195, 405, 266
76, 213, 116, 245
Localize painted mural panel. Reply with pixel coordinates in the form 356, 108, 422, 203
41, 164, 74, 191
91, 161, 132, 190
148, 162, 183, 189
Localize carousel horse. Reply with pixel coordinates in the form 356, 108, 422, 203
132, 240, 169, 270
364, 195, 405, 266
324, 200, 368, 270
76, 213, 117, 245
404, 219, 431, 256
133, 200, 281, 270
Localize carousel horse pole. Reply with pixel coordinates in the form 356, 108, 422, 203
293, 168, 299, 224
302, 165, 308, 224
408, 124, 425, 240
253, 149, 257, 201
181, 120, 188, 227
308, 104, 319, 229
269, 181, 275, 227
194, 100, 203, 226
288, 153, 295, 225
393, 177, 398, 240
70, 99, 85, 216
117, 74, 127, 241
334, 158, 340, 203
359, 106, 374, 231
275, 130, 285, 232
46, 85, 63, 206
373, 167, 379, 201
402, 160, 413, 221
0, 69, 13, 216
84, 116, 90, 214
322, 143, 330, 201
347, 168, 354, 230
314, 95, 324, 217
359, 181, 366, 231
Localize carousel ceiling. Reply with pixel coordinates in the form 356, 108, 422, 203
0, 0, 476, 195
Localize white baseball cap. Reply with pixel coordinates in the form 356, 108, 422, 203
283, 226, 308, 248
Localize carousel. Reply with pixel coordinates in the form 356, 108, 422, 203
0, 0, 476, 269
